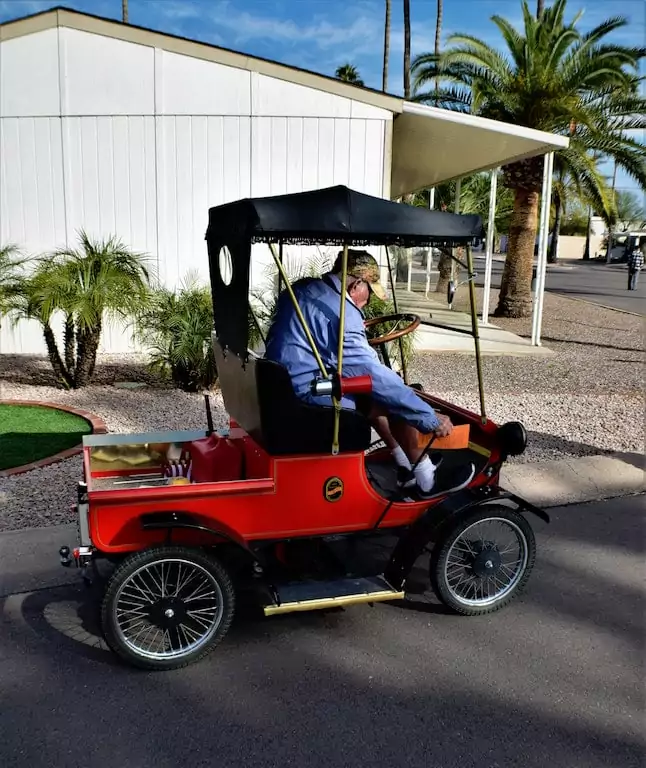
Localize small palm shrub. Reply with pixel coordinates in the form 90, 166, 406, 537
6, 231, 151, 388
135, 272, 264, 391
135, 275, 217, 392
0, 244, 26, 330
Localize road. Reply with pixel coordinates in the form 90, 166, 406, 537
472, 257, 645, 314
0, 495, 644, 768
411, 256, 645, 314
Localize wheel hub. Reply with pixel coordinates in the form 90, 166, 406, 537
471, 548, 502, 578
147, 598, 188, 629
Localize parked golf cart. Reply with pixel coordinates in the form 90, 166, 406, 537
59, 185, 548, 671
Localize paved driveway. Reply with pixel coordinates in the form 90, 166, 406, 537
1, 495, 644, 768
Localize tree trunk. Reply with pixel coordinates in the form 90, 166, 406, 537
122, 0, 128, 23
382, 0, 391, 92
547, 192, 562, 264
494, 188, 540, 317
435, 248, 453, 294
64, 314, 76, 376
43, 324, 72, 388
74, 324, 102, 388
536, 0, 544, 16
434, 0, 443, 104
403, 0, 411, 99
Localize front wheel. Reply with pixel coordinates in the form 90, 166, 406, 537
101, 546, 235, 670
430, 506, 536, 616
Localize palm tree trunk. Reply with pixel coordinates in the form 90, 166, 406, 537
382, 0, 391, 92
74, 324, 101, 388
435, 248, 453, 294
64, 314, 76, 375
43, 324, 72, 388
547, 192, 562, 264
434, 0, 443, 104
536, 0, 544, 16
122, 0, 128, 23
403, 0, 411, 98
494, 189, 540, 317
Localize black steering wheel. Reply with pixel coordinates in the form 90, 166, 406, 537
364, 313, 421, 346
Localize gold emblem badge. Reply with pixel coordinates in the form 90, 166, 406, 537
323, 476, 344, 502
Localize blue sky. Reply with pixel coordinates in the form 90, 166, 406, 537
1, 0, 644, 195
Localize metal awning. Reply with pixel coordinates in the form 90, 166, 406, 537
391, 102, 570, 197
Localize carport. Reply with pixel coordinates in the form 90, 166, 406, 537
390, 102, 569, 345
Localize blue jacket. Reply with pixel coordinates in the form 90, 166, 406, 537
264, 273, 441, 433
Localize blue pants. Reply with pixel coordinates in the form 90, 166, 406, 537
628, 270, 639, 290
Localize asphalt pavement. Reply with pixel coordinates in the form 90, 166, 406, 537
471, 257, 645, 314
0, 494, 644, 768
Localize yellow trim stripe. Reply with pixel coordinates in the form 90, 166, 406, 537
263, 590, 405, 616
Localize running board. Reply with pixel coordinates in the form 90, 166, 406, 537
263, 575, 404, 616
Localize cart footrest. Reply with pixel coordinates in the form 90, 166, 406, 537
263, 575, 404, 616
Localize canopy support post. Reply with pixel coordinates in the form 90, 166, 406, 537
331, 244, 349, 455
466, 244, 486, 421
277, 241, 284, 297
481, 168, 498, 325
385, 245, 409, 384
531, 152, 554, 346
268, 243, 328, 378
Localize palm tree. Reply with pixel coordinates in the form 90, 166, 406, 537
8, 232, 151, 388
334, 64, 364, 86
0, 244, 25, 330
434, 0, 443, 104
382, 0, 391, 92
536, 0, 544, 16
614, 190, 645, 231
411, 0, 646, 316
403, 0, 411, 98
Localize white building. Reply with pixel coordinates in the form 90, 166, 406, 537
0, 7, 566, 354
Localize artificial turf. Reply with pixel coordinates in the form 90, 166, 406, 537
0, 403, 91, 471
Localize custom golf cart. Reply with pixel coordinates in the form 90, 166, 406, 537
59, 185, 548, 671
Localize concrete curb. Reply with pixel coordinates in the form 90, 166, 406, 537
501, 453, 644, 508
0, 400, 107, 478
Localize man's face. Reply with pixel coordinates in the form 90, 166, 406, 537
348, 278, 371, 309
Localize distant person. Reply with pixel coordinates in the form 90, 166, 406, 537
627, 248, 643, 290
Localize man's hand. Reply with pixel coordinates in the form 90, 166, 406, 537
433, 414, 453, 438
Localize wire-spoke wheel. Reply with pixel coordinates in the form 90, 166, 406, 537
430, 506, 536, 615
101, 547, 235, 670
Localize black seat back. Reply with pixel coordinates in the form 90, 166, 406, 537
213, 335, 371, 455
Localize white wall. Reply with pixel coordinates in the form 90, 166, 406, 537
0, 27, 390, 354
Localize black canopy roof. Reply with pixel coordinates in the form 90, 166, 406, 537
205, 185, 484, 248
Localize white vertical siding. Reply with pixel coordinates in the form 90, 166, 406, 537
0, 27, 391, 354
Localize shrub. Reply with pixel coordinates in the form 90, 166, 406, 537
135, 275, 217, 392
6, 231, 151, 388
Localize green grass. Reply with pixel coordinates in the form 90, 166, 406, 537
0, 404, 92, 471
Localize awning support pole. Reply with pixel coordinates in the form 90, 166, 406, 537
531, 152, 554, 346
466, 244, 486, 421
268, 243, 328, 378
385, 245, 409, 384
481, 169, 498, 325
425, 187, 435, 297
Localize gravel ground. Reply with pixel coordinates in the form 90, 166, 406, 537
1, 291, 643, 532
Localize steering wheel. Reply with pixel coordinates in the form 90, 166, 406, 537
364, 313, 421, 346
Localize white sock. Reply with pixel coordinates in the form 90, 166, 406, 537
413, 456, 436, 492
392, 445, 411, 470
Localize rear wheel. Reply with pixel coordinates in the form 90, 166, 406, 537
101, 546, 235, 670
430, 506, 535, 615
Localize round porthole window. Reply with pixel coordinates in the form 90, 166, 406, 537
218, 245, 233, 286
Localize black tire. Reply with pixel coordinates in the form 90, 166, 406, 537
430, 506, 536, 616
101, 546, 235, 671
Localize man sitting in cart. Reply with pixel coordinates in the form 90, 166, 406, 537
265, 249, 475, 497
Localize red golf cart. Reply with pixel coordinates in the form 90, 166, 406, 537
59, 185, 548, 670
